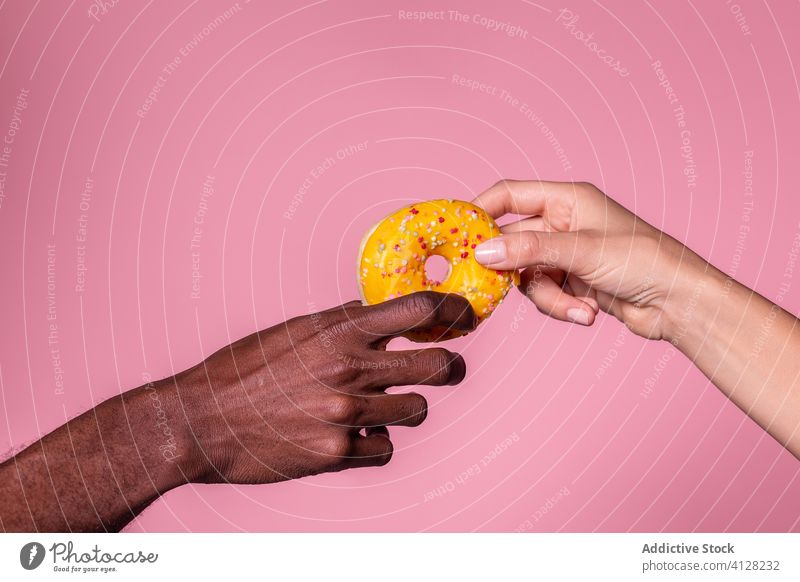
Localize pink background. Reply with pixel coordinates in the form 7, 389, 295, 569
1, 0, 799, 532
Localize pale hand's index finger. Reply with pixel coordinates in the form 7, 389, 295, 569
472, 179, 580, 221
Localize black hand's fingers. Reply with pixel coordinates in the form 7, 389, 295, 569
363, 348, 466, 389
359, 393, 428, 428
352, 292, 477, 342
317, 300, 365, 323
365, 425, 390, 438
344, 428, 394, 468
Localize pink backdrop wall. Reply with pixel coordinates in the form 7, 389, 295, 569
1, 0, 799, 532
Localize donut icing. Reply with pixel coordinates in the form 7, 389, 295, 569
357, 199, 518, 334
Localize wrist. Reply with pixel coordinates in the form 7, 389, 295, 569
660, 253, 728, 351
129, 374, 212, 486
167, 363, 236, 483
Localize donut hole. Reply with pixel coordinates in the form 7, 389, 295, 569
424, 254, 450, 284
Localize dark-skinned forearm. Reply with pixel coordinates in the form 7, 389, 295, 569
0, 376, 206, 532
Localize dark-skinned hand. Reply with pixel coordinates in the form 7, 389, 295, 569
1, 292, 476, 531
176, 291, 477, 484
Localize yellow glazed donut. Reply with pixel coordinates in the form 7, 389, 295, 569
357, 199, 518, 338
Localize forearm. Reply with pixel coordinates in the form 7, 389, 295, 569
667, 262, 800, 457
0, 377, 205, 532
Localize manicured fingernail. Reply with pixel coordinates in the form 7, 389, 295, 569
583, 298, 599, 313
474, 238, 507, 265
567, 308, 590, 325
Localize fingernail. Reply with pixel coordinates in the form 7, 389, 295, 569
566, 308, 590, 325
474, 238, 507, 265
582, 298, 599, 313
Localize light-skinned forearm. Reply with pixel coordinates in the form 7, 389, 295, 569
665, 260, 800, 458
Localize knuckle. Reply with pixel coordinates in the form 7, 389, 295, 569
535, 302, 556, 317
340, 300, 364, 313
516, 231, 541, 261
635, 233, 661, 256
444, 291, 471, 312
321, 433, 353, 461
326, 318, 357, 343
325, 394, 360, 425
574, 181, 598, 194
494, 178, 517, 189
407, 291, 441, 324
407, 394, 428, 426
375, 441, 394, 466
327, 359, 357, 385
313, 318, 360, 358
338, 303, 366, 325
423, 348, 455, 384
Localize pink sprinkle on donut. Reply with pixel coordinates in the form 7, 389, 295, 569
438, 216, 445, 223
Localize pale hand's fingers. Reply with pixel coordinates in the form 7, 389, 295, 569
472, 179, 578, 230
519, 267, 597, 326
499, 216, 547, 234
474, 230, 596, 278
596, 290, 626, 321
565, 273, 599, 313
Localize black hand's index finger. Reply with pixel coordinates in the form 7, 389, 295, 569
355, 292, 477, 341
366, 348, 467, 389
